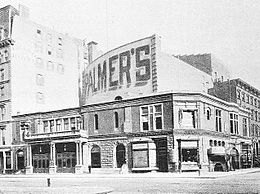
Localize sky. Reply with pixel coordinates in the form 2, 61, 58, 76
1, 0, 260, 89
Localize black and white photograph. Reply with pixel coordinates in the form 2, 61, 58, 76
0, 0, 259, 193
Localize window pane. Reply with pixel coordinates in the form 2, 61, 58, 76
141, 107, 148, 115
154, 105, 162, 113
155, 117, 162, 129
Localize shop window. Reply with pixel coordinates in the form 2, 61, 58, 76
182, 148, 198, 162
140, 104, 163, 131
230, 113, 238, 134
56, 119, 61, 131
243, 118, 248, 137
114, 112, 119, 129
215, 109, 222, 132
70, 118, 76, 131
64, 118, 69, 131
94, 114, 99, 131
33, 160, 37, 168
91, 145, 101, 168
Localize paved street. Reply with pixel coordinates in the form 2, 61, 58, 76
0, 170, 259, 193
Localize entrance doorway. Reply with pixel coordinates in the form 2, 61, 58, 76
56, 142, 76, 173
17, 150, 25, 170
91, 145, 101, 168
154, 138, 168, 172
32, 144, 50, 173
116, 144, 126, 168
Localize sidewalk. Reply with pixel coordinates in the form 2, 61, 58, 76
0, 167, 259, 179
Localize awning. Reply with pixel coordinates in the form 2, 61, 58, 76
208, 147, 226, 156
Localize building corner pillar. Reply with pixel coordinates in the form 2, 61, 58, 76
25, 145, 33, 174
49, 142, 57, 174
75, 141, 83, 174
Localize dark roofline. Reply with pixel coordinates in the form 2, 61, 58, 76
231, 78, 260, 96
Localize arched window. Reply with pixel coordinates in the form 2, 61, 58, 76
94, 114, 98, 131
91, 145, 101, 168
209, 140, 213, 147
114, 112, 119, 129
214, 140, 217, 146
115, 96, 123, 101
222, 141, 225, 147
218, 141, 221, 146
206, 108, 211, 120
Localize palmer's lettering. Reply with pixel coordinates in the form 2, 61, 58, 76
83, 44, 151, 97
136, 45, 150, 81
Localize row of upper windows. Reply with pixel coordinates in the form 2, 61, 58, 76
237, 89, 260, 108
250, 109, 260, 122
34, 117, 82, 134
35, 58, 64, 74
35, 42, 64, 58
92, 104, 249, 137
36, 29, 63, 46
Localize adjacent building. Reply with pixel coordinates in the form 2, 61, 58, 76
209, 78, 260, 166
0, 5, 86, 173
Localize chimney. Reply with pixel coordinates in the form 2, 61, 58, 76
87, 41, 98, 64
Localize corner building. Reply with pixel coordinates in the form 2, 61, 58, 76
10, 35, 253, 174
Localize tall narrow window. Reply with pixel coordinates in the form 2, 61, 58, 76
70, 118, 76, 131
0, 86, 4, 97
206, 108, 211, 120
0, 106, 5, 121
64, 118, 69, 131
0, 69, 4, 80
216, 109, 222, 132
56, 119, 61, 131
243, 118, 248, 137
43, 121, 49, 133
50, 120, 54, 132
230, 113, 238, 134
36, 74, 44, 86
154, 105, 162, 130
94, 114, 99, 131
114, 112, 119, 129
141, 107, 149, 131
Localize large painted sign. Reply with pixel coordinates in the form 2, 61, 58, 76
82, 36, 156, 104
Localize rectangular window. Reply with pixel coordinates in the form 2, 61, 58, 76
246, 94, 250, 103
6, 151, 11, 169
94, 114, 99, 131
114, 112, 119, 129
57, 64, 64, 74
43, 121, 49, 133
215, 109, 222, 132
250, 96, 254, 105
64, 118, 69, 131
0, 86, 4, 97
140, 104, 163, 131
57, 48, 63, 58
70, 117, 76, 131
36, 74, 44, 86
0, 106, 5, 121
56, 119, 61, 131
251, 109, 254, 120
47, 61, 54, 71
58, 37, 63, 46
35, 58, 44, 68
0, 69, 4, 80
241, 92, 245, 102
254, 99, 257, 107
242, 118, 248, 136
255, 111, 258, 121
36, 92, 44, 104
34, 41, 43, 53
237, 89, 241, 99
50, 120, 54, 132
230, 113, 238, 134
181, 110, 196, 129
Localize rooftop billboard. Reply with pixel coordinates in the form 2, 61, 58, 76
82, 35, 157, 105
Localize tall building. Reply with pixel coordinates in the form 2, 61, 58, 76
209, 78, 260, 165
0, 5, 85, 173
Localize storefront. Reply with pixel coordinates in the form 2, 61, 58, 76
208, 146, 227, 171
